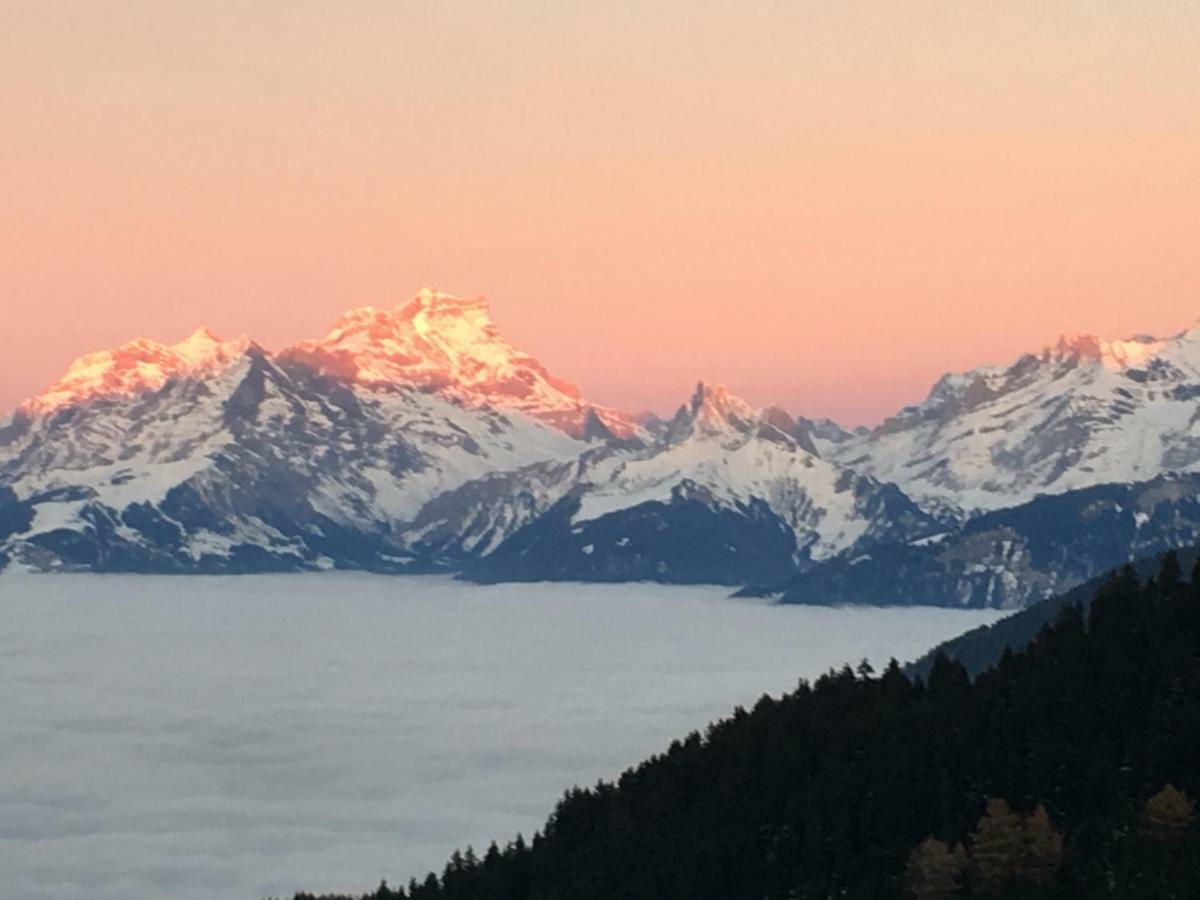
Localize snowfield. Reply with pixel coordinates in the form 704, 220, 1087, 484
0, 574, 1005, 900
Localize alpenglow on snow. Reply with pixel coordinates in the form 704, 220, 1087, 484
4, 292, 1200, 609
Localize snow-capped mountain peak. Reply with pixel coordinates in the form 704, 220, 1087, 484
284, 289, 637, 439
24, 328, 254, 413
835, 318, 1200, 517
663, 382, 819, 454
663, 381, 752, 445
1046, 332, 1166, 370
403, 288, 502, 346
308, 290, 511, 386
7, 288, 639, 444
686, 381, 757, 435
288, 289, 549, 389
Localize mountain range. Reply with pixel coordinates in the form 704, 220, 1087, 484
4, 288, 1200, 608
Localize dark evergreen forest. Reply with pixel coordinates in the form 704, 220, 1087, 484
295, 552, 1200, 899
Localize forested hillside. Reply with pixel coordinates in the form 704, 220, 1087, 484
296, 552, 1200, 899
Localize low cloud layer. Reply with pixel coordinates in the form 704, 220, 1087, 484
0, 575, 1002, 900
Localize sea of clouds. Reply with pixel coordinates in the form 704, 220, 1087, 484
0, 574, 1004, 900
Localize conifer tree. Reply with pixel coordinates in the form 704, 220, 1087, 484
1022, 804, 1064, 884
905, 837, 966, 899
1141, 784, 1195, 839
968, 799, 1025, 895
1159, 550, 1183, 590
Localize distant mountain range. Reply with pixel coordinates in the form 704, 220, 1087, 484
4, 289, 1200, 608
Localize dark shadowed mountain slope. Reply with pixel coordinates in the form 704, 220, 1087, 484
906, 547, 1200, 679
768, 474, 1200, 609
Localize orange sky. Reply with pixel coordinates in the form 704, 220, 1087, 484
2, 2, 1199, 425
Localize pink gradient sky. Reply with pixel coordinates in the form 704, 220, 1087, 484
3, 3, 1199, 425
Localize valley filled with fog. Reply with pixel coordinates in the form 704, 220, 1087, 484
0, 575, 1004, 900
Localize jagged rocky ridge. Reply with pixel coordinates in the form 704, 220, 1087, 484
455, 384, 939, 585
4, 293, 1200, 608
